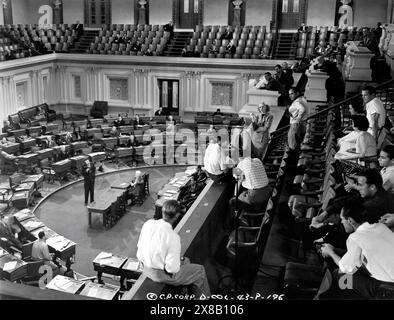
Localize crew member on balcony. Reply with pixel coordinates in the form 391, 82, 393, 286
361, 85, 386, 140
287, 87, 308, 151
137, 200, 211, 299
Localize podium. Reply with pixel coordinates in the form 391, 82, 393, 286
343, 41, 374, 81
304, 71, 329, 102
239, 89, 280, 116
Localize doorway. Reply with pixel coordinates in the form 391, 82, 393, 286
173, 0, 203, 29
274, 0, 307, 30
84, 0, 111, 28
158, 79, 179, 115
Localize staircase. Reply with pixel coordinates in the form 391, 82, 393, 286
163, 31, 192, 57
69, 30, 99, 54
273, 33, 297, 59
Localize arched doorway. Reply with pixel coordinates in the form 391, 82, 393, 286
173, 0, 203, 29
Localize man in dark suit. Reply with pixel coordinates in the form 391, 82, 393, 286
74, 20, 84, 38
0, 215, 23, 251
155, 106, 170, 116
163, 21, 174, 39
82, 159, 96, 205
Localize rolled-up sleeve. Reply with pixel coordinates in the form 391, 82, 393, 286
338, 238, 362, 274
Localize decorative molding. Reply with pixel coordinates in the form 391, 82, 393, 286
133, 68, 149, 74
184, 71, 202, 78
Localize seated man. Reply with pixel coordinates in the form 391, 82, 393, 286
136, 200, 211, 299
213, 108, 223, 117
203, 137, 234, 182
311, 169, 394, 230
318, 201, 394, 299
378, 144, 394, 194
31, 231, 60, 273
0, 215, 23, 251
229, 157, 271, 214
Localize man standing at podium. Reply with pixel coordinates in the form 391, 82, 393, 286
83, 159, 96, 205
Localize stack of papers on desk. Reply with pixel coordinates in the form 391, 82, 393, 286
14, 209, 32, 220
125, 260, 140, 271
95, 252, 113, 265
88, 286, 99, 298
54, 277, 74, 291
3, 261, 18, 271
46, 236, 71, 251
24, 220, 43, 229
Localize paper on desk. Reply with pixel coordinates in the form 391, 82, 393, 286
60, 281, 74, 291
126, 260, 140, 271
95, 252, 112, 261
3, 261, 18, 271
163, 193, 175, 198
24, 220, 42, 229
88, 287, 98, 298
47, 236, 70, 251
163, 196, 174, 200
165, 190, 177, 194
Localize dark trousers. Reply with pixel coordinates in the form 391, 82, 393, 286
84, 180, 95, 204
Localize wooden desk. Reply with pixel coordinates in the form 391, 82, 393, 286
115, 147, 133, 158
45, 234, 76, 263
79, 281, 119, 300
118, 135, 130, 146
86, 189, 125, 228
70, 155, 89, 171
88, 152, 106, 163
16, 153, 38, 167
19, 138, 37, 151
100, 137, 118, 148
13, 208, 35, 222
120, 258, 143, 285
46, 275, 85, 295
0, 142, 20, 154
71, 141, 88, 153
36, 148, 54, 161
52, 159, 72, 181
19, 217, 45, 233
0, 253, 28, 282
110, 181, 131, 190
27, 126, 42, 137
92, 252, 128, 284
22, 174, 44, 190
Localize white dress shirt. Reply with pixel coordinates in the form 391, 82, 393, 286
366, 97, 386, 134
203, 142, 227, 175
381, 166, 394, 194
136, 219, 181, 274
288, 96, 309, 124
339, 222, 394, 283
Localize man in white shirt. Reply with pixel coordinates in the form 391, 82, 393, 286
287, 87, 309, 151
203, 138, 233, 182
229, 157, 271, 213
318, 201, 394, 299
32, 231, 60, 273
378, 144, 394, 194
362, 86, 386, 140
136, 200, 211, 299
